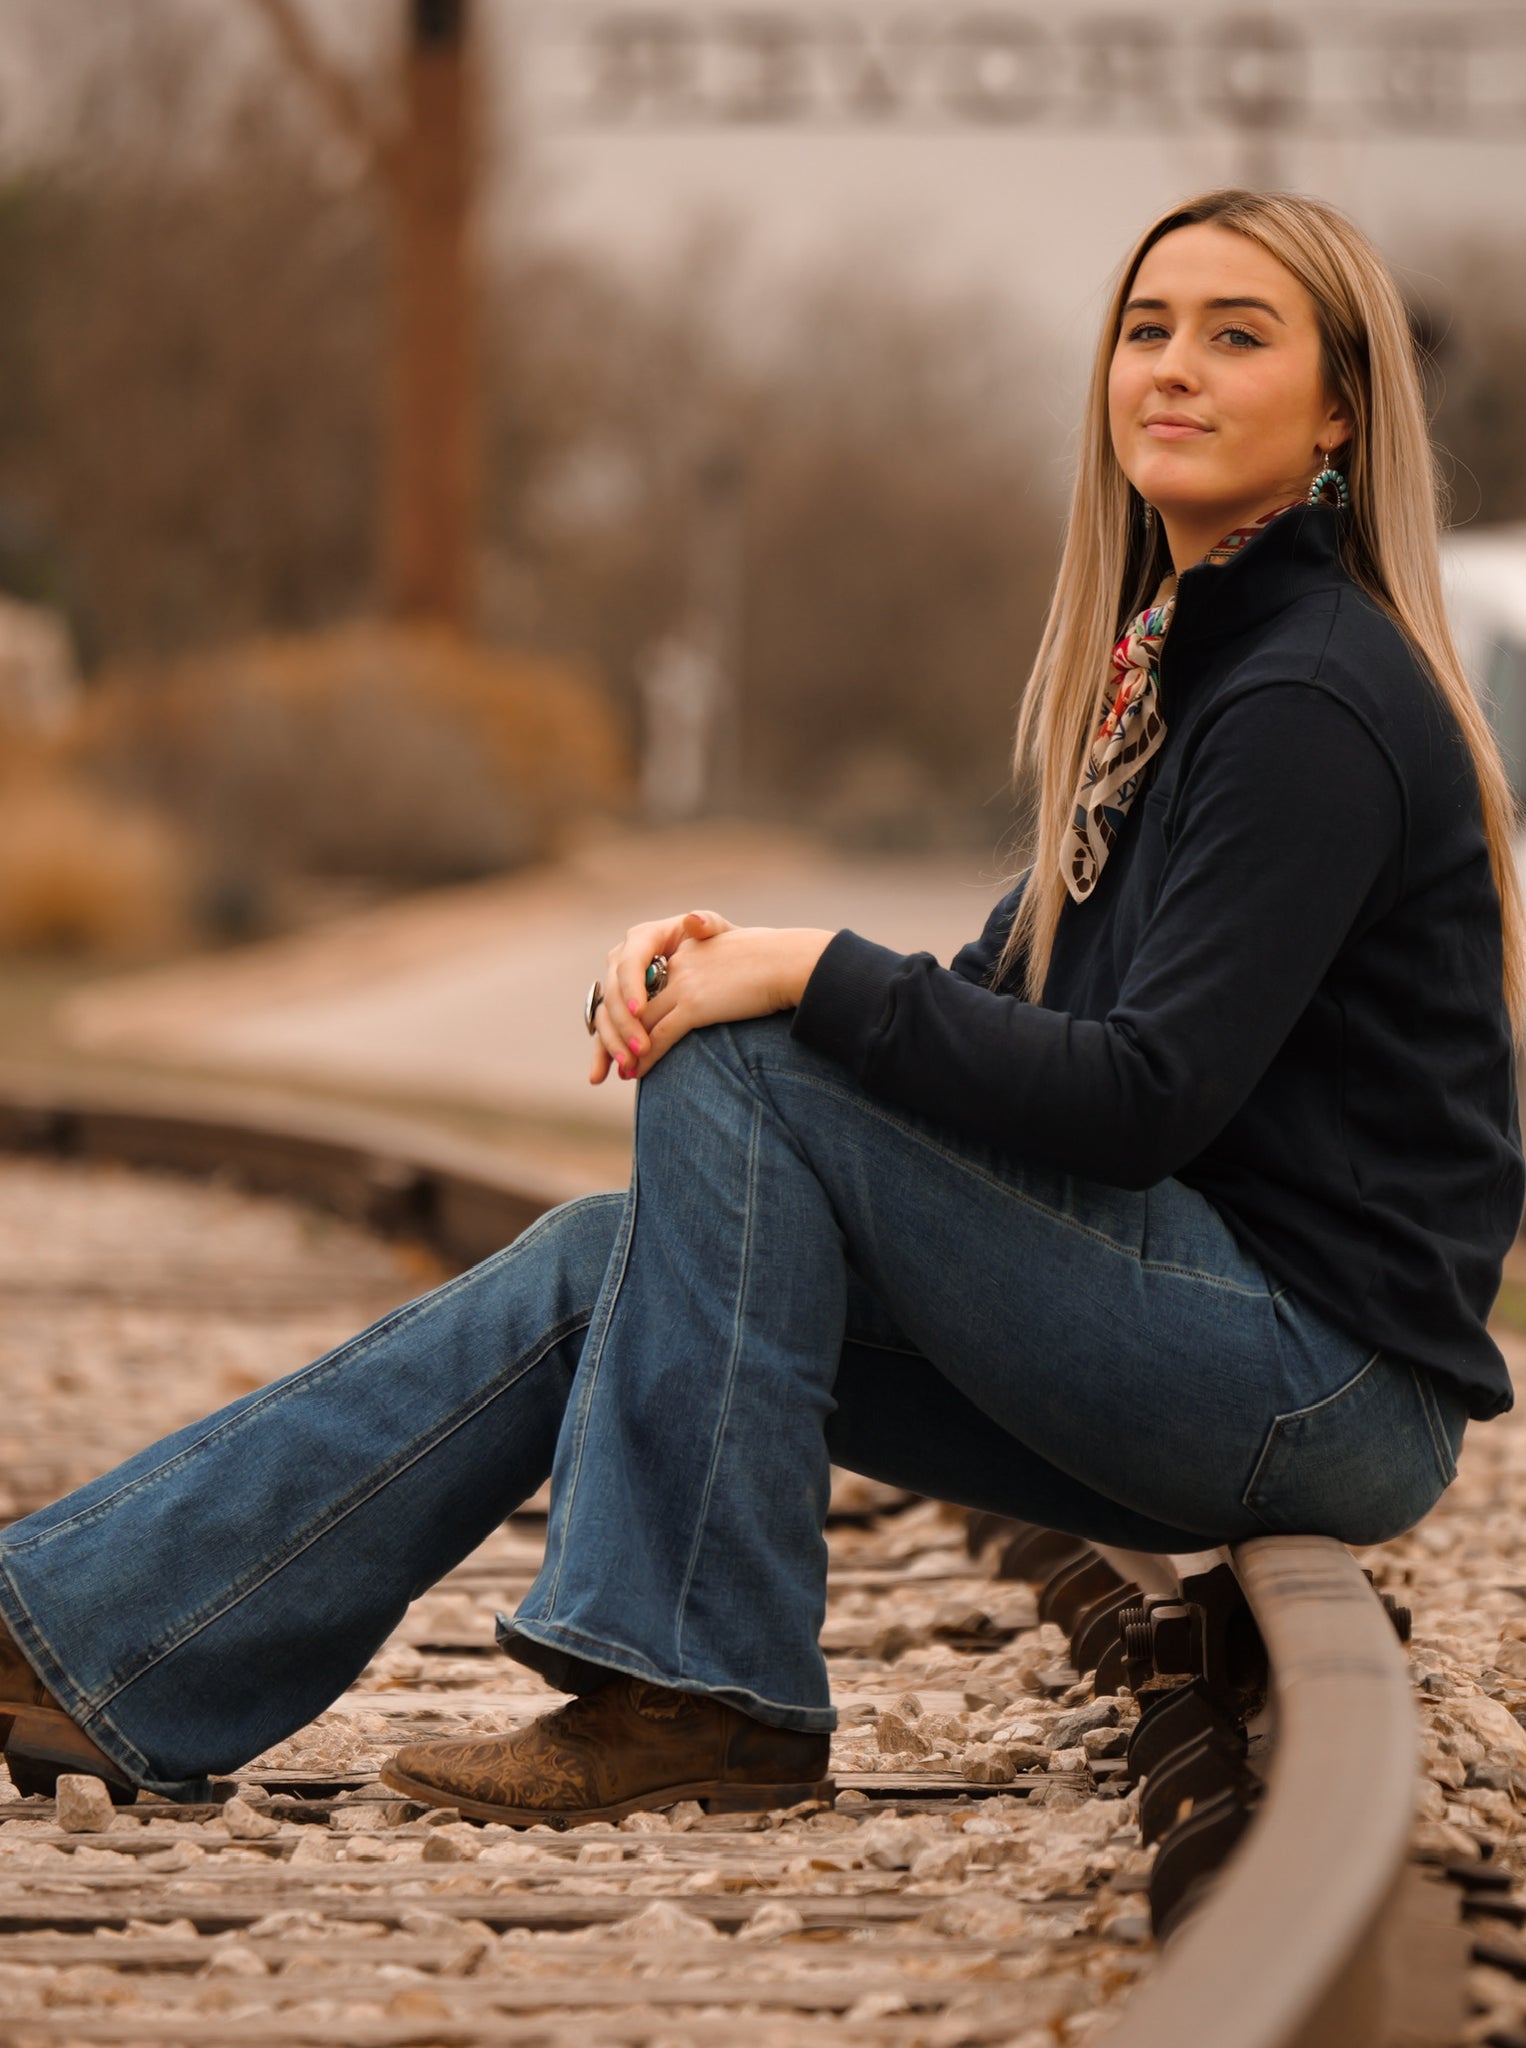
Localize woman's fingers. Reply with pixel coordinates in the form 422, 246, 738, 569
589, 971, 682, 1085
630, 1000, 686, 1079
609, 910, 727, 1045
606, 921, 671, 1035
588, 921, 812, 1085
584, 910, 729, 1083
599, 992, 640, 1080
616, 980, 679, 1079
584, 983, 634, 1082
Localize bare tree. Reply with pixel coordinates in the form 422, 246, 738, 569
246, 0, 479, 628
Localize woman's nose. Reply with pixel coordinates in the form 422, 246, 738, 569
1152, 340, 1200, 390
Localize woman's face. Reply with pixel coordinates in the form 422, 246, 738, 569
1108, 221, 1352, 569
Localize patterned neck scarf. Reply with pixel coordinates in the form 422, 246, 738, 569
1063, 500, 1300, 903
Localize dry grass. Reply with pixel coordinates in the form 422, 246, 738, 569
78, 623, 632, 930
0, 764, 188, 955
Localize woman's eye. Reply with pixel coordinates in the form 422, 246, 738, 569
1126, 322, 1168, 343
1219, 326, 1264, 348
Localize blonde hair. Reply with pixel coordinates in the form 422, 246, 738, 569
999, 188, 1526, 1043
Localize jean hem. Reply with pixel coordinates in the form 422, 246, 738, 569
501, 1615, 838, 1734
0, 1559, 212, 1802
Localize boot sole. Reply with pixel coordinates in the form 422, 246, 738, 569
379, 1761, 835, 1829
0, 1705, 139, 1799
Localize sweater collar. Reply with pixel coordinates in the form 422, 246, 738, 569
1166, 501, 1350, 654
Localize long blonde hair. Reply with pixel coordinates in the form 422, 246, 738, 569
999, 188, 1526, 1043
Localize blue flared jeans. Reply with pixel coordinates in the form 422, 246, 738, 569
0, 1017, 1467, 1798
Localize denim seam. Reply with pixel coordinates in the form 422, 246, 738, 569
1240, 1424, 1285, 1530
1240, 1348, 1383, 1520
538, 1168, 640, 1615
0, 1565, 158, 1784
506, 1616, 835, 1732
754, 1062, 1268, 1295
32, 1316, 592, 1723
3, 1201, 616, 1553
753, 1066, 1140, 1253
673, 1096, 761, 1677
1136, 1260, 1269, 1297
1274, 1346, 1383, 1425
8, 1285, 592, 1568
1409, 1365, 1459, 1487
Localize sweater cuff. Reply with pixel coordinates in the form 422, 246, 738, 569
790, 928, 910, 1076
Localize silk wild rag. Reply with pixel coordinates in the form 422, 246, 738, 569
1064, 502, 1300, 903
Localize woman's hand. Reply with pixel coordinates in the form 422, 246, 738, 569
588, 909, 733, 1084
588, 911, 834, 1085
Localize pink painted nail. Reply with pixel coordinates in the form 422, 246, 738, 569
628, 1000, 640, 1016
628, 1038, 641, 1054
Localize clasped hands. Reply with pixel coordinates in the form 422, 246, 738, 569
588, 911, 834, 1086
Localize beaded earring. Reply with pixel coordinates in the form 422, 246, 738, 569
1307, 457, 1350, 508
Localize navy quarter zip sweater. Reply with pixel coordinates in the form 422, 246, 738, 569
792, 503, 1526, 1419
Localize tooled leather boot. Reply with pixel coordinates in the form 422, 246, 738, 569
0, 1614, 136, 1798
381, 1675, 834, 1827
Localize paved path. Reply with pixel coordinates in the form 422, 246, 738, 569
61, 825, 1010, 1150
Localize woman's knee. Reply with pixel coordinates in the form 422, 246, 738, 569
480, 1191, 625, 1321
632, 1021, 805, 1175
638, 1015, 813, 1125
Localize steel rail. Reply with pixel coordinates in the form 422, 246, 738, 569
0, 1068, 576, 1274
1109, 1534, 1421, 2048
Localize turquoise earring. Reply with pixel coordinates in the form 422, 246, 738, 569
1307, 458, 1350, 508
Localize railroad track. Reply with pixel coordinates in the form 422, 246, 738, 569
0, 1072, 1496, 2045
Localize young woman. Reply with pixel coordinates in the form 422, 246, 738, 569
2, 189, 1521, 1828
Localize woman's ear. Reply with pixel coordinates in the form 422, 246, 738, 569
1322, 392, 1354, 452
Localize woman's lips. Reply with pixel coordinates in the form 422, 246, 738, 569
1144, 421, 1211, 439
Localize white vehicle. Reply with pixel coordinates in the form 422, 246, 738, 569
1440, 524, 1526, 879
1440, 527, 1526, 1123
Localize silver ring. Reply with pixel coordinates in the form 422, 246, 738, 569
645, 955, 669, 996
583, 979, 603, 1035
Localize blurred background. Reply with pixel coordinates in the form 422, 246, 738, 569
1, 0, 1524, 1179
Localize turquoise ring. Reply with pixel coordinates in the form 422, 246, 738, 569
645, 955, 669, 997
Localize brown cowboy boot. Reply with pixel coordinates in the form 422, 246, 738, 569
381, 1675, 833, 1827
0, 1615, 136, 1797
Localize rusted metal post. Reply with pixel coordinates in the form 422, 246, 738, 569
384, 0, 479, 629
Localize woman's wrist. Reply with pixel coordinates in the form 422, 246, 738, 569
777, 929, 836, 1009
